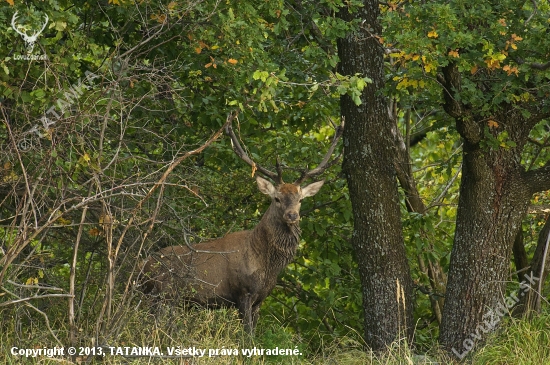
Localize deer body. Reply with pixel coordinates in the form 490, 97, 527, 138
141, 177, 324, 332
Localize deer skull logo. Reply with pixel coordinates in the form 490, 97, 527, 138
11, 11, 49, 54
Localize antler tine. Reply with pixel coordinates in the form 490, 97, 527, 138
225, 114, 282, 184
294, 118, 345, 184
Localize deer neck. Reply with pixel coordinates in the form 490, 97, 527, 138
252, 205, 301, 270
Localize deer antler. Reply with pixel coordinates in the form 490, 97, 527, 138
294, 118, 345, 184
225, 114, 283, 184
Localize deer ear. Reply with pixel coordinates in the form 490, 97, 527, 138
301, 180, 324, 198
256, 176, 276, 197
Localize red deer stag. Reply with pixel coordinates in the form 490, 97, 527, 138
140, 117, 343, 333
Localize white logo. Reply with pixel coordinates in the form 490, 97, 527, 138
11, 11, 49, 54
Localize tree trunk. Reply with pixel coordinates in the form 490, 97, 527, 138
512, 228, 529, 283
513, 215, 550, 317
435, 59, 550, 358
439, 136, 531, 357
338, 0, 414, 349
393, 112, 446, 325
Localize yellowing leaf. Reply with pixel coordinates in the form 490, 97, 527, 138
227, 58, 238, 65
485, 58, 501, 70
488, 120, 499, 128
427, 30, 438, 38
195, 47, 202, 54
26, 277, 38, 285
503, 64, 519, 76
498, 18, 507, 27
2, 170, 18, 183
151, 14, 167, 23
56, 217, 71, 225
5, 0, 14, 5
89, 228, 101, 237
448, 49, 459, 58
55, 21, 67, 31
205, 63, 212, 68
471, 65, 478, 74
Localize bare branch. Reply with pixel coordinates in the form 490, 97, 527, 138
6, 280, 64, 291
427, 163, 462, 210
529, 61, 550, 71
0, 292, 74, 307
528, 205, 550, 214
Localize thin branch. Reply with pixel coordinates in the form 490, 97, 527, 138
6, 280, 64, 291
525, 0, 538, 25
536, 223, 550, 310
427, 163, 462, 210
0, 292, 74, 307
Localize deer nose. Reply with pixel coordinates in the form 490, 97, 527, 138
285, 212, 299, 223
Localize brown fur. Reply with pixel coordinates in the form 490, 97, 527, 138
278, 183, 299, 194
140, 176, 324, 333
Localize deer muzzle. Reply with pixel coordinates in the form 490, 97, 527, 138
284, 211, 299, 224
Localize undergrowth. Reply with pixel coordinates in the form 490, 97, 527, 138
1, 302, 549, 364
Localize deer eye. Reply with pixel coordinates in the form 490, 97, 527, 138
274, 197, 281, 203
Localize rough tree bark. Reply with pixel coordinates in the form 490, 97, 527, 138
337, 0, 414, 349
438, 63, 550, 357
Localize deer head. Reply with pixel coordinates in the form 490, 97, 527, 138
11, 11, 49, 54
256, 176, 324, 225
